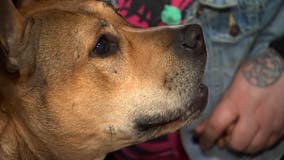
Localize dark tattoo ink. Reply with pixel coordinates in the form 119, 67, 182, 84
242, 48, 284, 87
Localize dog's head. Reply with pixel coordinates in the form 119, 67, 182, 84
0, 0, 207, 159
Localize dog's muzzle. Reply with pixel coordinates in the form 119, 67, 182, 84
132, 24, 208, 134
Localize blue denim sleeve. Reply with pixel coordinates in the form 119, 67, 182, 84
181, 0, 284, 160
250, 1, 284, 58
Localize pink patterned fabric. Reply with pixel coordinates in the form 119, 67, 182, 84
112, 132, 189, 160
116, 0, 192, 28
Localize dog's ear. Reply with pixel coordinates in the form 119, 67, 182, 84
0, 0, 25, 77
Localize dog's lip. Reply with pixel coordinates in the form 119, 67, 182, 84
191, 83, 208, 111
134, 84, 208, 132
136, 115, 182, 132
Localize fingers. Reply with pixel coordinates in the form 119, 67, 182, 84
225, 108, 284, 154
225, 116, 259, 152
195, 120, 206, 135
265, 125, 284, 151
195, 97, 238, 149
244, 103, 283, 153
267, 134, 279, 148
218, 124, 235, 148
217, 125, 234, 149
217, 138, 226, 148
245, 129, 270, 153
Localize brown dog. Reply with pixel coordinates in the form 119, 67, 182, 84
0, 0, 207, 159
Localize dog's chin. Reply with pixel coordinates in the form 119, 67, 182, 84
133, 84, 208, 138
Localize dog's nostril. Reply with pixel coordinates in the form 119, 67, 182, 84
182, 40, 197, 49
182, 25, 203, 50
196, 34, 202, 42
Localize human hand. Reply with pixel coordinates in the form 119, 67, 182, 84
194, 49, 284, 154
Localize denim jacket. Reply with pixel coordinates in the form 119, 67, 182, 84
180, 0, 284, 160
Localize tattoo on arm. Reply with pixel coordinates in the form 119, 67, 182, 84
242, 48, 284, 87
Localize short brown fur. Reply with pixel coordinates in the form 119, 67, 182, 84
0, 0, 207, 159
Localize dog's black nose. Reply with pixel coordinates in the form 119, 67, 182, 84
182, 24, 204, 51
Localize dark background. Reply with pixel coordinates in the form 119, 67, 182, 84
270, 36, 284, 57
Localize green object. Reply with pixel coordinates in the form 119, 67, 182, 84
161, 5, 182, 25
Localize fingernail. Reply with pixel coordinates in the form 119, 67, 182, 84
217, 139, 225, 149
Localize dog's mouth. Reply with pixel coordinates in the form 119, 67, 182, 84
134, 84, 208, 133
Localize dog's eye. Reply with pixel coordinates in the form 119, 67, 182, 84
90, 34, 118, 58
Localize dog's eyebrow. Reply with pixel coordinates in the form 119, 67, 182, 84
76, 8, 99, 17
